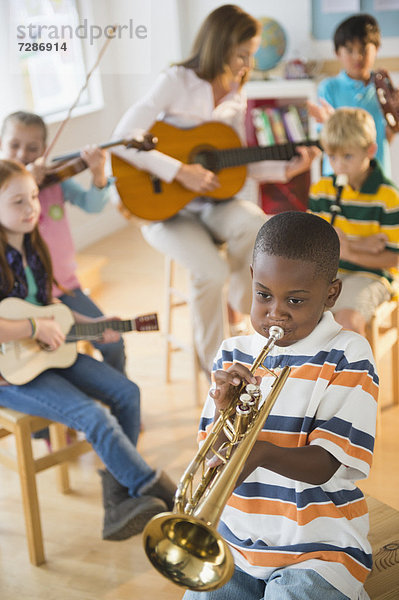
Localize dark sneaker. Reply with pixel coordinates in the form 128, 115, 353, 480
103, 495, 167, 541
138, 470, 177, 511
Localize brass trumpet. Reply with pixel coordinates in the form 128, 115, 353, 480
143, 326, 290, 591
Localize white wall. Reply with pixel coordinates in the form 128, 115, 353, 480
176, 0, 398, 61
177, 0, 313, 61
0, 0, 183, 251
45, 0, 183, 250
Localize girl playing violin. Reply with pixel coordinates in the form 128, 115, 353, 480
0, 111, 126, 374
0, 159, 175, 540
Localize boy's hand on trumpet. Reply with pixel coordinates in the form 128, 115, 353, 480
210, 363, 261, 412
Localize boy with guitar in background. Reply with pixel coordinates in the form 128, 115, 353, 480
308, 13, 396, 178
111, 4, 320, 379
0, 159, 176, 541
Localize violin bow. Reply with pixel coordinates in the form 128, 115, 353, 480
42, 25, 117, 162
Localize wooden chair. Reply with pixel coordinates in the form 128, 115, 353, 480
0, 253, 106, 565
366, 300, 399, 435
163, 256, 230, 405
365, 495, 399, 598
0, 407, 91, 565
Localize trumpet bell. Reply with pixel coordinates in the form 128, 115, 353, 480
143, 512, 235, 591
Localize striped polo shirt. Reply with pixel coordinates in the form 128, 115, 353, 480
199, 311, 377, 599
309, 160, 399, 287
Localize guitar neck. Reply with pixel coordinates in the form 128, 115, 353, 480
52, 140, 127, 162
67, 319, 134, 342
215, 140, 321, 169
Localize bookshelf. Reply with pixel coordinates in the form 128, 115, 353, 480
244, 79, 319, 214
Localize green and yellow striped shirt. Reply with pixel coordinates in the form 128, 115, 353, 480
309, 160, 399, 286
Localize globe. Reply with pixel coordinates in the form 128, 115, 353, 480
254, 17, 287, 71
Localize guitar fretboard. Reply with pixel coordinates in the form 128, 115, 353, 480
67, 319, 133, 342
207, 140, 321, 170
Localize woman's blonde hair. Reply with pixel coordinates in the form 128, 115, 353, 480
321, 107, 376, 153
0, 159, 53, 302
178, 4, 261, 85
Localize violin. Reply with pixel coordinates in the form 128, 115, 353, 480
39, 134, 157, 189
374, 69, 399, 133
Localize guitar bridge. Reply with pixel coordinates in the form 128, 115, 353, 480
151, 176, 162, 194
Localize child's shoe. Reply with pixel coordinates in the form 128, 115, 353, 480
138, 470, 177, 511
99, 469, 167, 540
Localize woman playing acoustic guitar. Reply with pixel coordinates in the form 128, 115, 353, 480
0, 159, 175, 541
112, 4, 319, 376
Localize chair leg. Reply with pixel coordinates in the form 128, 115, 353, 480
49, 423, 70, 493
192, 336, 203, 407
368, 316, 383, 438
221, 283, 231, 339
392, 306, 399, 405
164, 256, 173, 383
14, 419, 45, 566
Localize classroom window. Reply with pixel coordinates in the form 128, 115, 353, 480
10, 0, 103, 122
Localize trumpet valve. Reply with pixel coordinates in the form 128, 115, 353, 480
245, 383, 260, 400
236, 403, 252, 415
239, 392, 256, 406
234, 403, 251, 439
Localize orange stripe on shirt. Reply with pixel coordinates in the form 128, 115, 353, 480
197, 420, 215, 443
227, 494, 368, 525
309, 430, 373, 467
220, 360, 376, 400
288, 363, 334, 382
232, 547, 370, 583
258, 430, 301, 447
198, 430, 207, 442
331, 371, 378, 402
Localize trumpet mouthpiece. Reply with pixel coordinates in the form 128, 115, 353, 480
269, 326, 284, 340
336, 174, 348, 188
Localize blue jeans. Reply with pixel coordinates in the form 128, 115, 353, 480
59, 287, 126, 374
0, 354, 154, 496
183, 567, 351, 600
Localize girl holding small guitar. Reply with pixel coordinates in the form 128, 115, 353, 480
0, 159, 175, 541
0, 111, 127, 374
112, 4, 320, 377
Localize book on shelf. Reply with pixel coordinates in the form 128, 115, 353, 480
250, 104, 309, 147
265, 107, 288, 144
247, 99, 312, 216
296, 105, 309, 138
251, 107, 275, 145
281, 105, 306, 142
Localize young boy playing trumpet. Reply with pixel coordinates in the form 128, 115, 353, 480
184, 212, 377, 600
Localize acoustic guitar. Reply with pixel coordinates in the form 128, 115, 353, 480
111, 120, 321, 221
0, 298, 158, 385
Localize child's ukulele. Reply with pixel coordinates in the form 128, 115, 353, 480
0, 298, 158, 385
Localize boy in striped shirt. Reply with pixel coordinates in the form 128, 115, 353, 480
184, 212, 377, 600
309, 107, 399, 337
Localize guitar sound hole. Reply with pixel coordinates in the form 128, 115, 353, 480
193, 151, 219, 173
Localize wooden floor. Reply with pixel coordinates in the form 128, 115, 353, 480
0, 221, 398, 599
